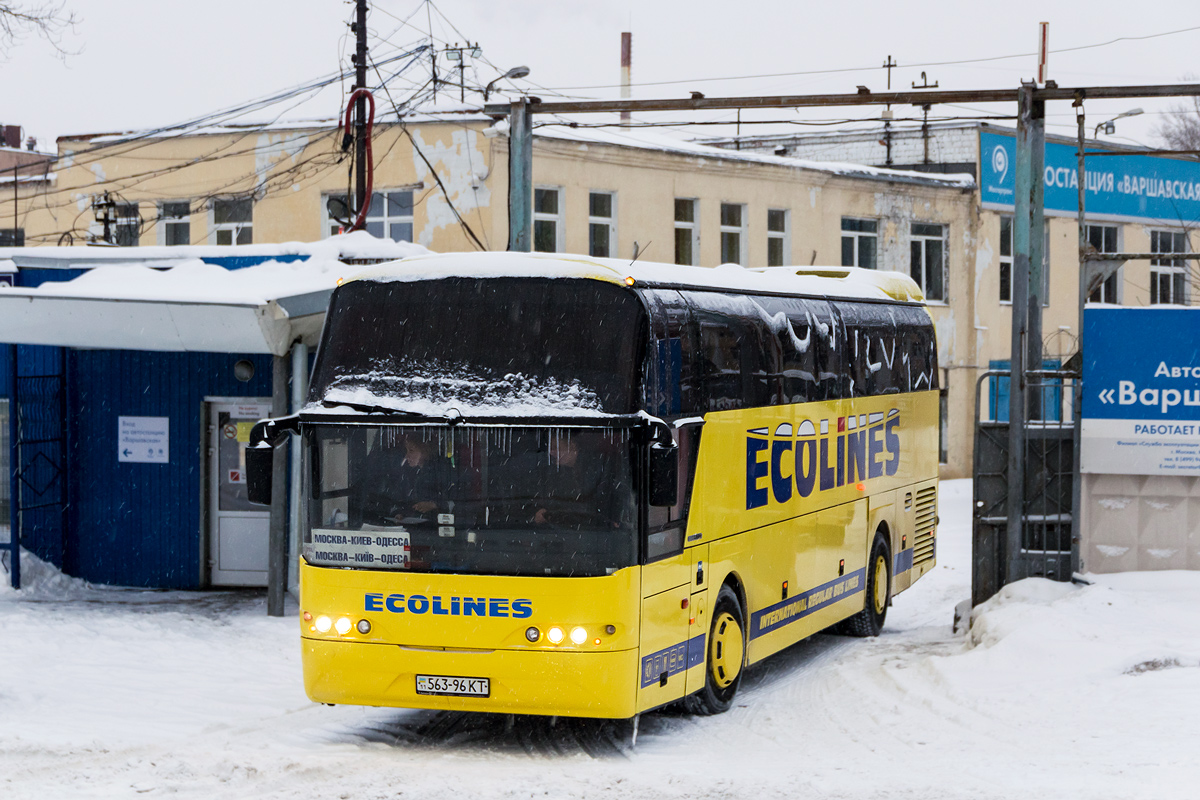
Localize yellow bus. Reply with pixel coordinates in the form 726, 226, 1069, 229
249, 252, 939, 719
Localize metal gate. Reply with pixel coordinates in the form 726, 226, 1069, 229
9, 346, 68, 587
972, 368, 1079, 606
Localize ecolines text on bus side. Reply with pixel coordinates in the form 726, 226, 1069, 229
746, 409, 900, 510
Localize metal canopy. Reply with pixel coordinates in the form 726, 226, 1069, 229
0, 286, 331, 356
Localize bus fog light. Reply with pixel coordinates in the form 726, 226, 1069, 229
570, 627, 587, 645
547, 626, 564, 644
605, 624, 616, 635
334, 617, 353, 635
315, 615, 332, 633
525, 626, 540, 642
356, 619, 372, 634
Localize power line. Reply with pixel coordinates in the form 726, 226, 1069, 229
543, 23, 1200, 92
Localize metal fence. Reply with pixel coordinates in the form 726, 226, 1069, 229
972, 369, 1078, 606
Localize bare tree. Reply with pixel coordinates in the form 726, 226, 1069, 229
0, 2, 77, 56
1154, 74, 1200, 152
1155, 97, 1200, 151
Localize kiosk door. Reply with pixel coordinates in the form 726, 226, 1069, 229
208, 400, 272, 586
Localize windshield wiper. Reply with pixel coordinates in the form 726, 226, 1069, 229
318, 400, 434, 419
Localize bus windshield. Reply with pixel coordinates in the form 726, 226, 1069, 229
309, 277, 647, 415
304, 424, 637, 578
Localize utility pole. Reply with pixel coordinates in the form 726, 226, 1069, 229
354, 0, 369, 222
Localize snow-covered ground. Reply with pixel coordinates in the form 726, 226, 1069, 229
3, 479, 1199, 799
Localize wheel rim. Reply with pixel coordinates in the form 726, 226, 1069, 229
710, 611, 744, 688
873, 553, 888, 615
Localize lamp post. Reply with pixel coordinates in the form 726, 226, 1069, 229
1094, 107, 1143, 137
485, 66, 531, 101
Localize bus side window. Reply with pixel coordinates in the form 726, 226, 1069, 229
642, 288, 701, 415
743, 303, 782, 407
646, 425, 701, 561
697, 315, 743, 412
798, 299, 841, 401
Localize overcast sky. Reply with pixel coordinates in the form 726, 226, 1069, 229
6, 0, 1200, 151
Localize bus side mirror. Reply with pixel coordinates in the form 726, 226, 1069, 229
649, 443, 678, 507
246, 444, 274, 506
245, 415, 300, 506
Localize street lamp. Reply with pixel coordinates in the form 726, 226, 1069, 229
484, 66, 531, 100
1094, 108, 1144, 137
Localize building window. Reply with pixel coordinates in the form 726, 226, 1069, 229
720, 202, 746, 265
533, 187, 562, 253
0, 229, 23, 247
998, 216, 1049, 305
999, 216, 1013, 302
910, 223, 947, 301
1150, 230, 1188, 305
115, 203, 141, 247
1086, 223, 1119, 303
325, 191, 414, 241
674, 198, 698, 266
212, 198, 252, 245
160, 201, 191, 246
767, 209, 789, 267
841, 218, 877, 269
589, 191, 616, 258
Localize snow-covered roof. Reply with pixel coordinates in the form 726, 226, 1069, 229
0, 230, 424, 270
0, 233, 429, 355
529, 122, 975, 188
351, 251, 927, 303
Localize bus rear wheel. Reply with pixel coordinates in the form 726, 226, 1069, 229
843, 532, 891, 638
686, 584, 745, 715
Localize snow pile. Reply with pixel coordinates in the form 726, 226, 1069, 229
320, 367, 608, 418
0, 548, 95, 600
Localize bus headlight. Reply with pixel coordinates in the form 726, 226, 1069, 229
570, 626, 587, 645
547, 626, 564, 644
315, 615, 333, 633
356, 619, 372, 634
334, 617, 353, 635
525, 626, 540, 642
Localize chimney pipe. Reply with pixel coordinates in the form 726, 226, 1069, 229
25, 136, 36, 152
620, 32, 632, 126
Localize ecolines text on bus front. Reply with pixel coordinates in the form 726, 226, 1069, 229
745, 409, 900, 510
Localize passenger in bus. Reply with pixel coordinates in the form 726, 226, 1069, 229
361, 436, 447, 524
532, 435, 607, 527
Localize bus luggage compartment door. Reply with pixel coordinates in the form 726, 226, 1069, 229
637, 553, 690, 712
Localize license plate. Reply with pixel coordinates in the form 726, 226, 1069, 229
415, 674, 490, 697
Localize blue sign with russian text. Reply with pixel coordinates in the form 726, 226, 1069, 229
1082, 307, 1200, 476
981, 130, 1200, 223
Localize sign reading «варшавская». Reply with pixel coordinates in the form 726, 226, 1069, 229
1082, 308, 1200, 476
980, 130, 1200, 222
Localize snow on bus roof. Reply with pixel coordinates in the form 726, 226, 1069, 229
351, 251, 926, 303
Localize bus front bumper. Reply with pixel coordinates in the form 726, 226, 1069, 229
302, 637, 640, 719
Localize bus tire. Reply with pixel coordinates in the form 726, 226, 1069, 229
686, 584, 746, 716
844, 532, 891, 638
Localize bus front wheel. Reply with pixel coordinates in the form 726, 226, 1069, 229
686, 584, 745, 715
844, 532, 891, 637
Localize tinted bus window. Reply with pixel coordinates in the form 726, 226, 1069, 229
640, 288, 701, 416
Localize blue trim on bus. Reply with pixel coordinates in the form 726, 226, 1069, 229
640, 633, 706, 688
749, 569, 867, 640
894, 547, 914, 574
